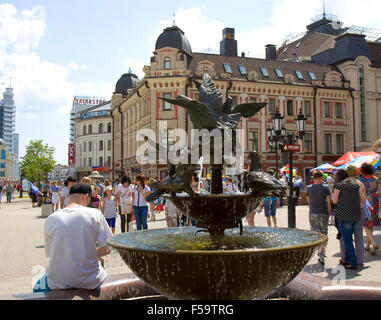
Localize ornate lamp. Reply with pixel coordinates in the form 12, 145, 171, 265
272, 108, 284, 136
296, 109, 307, 138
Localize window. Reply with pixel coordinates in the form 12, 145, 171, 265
107, 122, 111, 133
108, 140, 111, 151
88, 141, 92, 152
249, 97, 257, 103
295, 70, 304, 80
88, 158, 92, 167
304, 101, 311, 117
268, 99, 275, 114
83, 126, 86, 135
99, 123, 104, 133
164, 57, 171, 70
325, 134, 332, 153
99, 157, 103, 166
274, 68, 283, 78
83, 158, 86, 167
308, 71, 317, 80
337, 134, 344, 154
336, 103, 343, 118
260, 67, 269, 77
88, 125, 92, 134
84, 142, 86, 153
296, 41, 302, 48
163, 93, 172, 110
0, 150, 5, 160
107, 156, 111, 166
223, 63, 232, 73
249, 131, 259, 152
238, 65, 247, 75
324, 102, 331, 117
287, 100, 294, 116
0, 162, 5, 169
99, 140, 103, 151
304, 133, 313, 153
282, 47, 288, 53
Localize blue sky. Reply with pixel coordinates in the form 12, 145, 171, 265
3, 0, 381, 164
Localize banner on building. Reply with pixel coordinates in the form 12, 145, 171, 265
68, 144, 75, 167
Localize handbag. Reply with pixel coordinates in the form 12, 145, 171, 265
363, 199, 372, 220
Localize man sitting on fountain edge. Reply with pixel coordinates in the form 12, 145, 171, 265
33, 183, 113, 293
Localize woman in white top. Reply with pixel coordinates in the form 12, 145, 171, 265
116, 176, 135, 233
133, 174, 151, 231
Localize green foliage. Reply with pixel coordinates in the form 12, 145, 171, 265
19, 140, 56, 182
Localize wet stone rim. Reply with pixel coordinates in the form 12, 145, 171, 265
107, 227, 328, 255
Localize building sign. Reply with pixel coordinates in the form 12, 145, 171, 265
92, 166, 105, 172
73, 96, 107, 106
68, 144, 75, 167
282, 144, 301, 152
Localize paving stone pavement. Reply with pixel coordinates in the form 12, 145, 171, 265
1, 196, 381, 297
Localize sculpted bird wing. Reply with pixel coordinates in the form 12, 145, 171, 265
159, 95, 217, 129
199, 73, 223, 114
232, 102, 267, 118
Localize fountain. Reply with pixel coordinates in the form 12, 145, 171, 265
107, 74, 327, 300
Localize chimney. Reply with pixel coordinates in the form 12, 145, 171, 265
241, 52, 245, 57
220, 28, 238, 56
265, 44, 277, 60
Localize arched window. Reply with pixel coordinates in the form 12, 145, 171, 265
164, 57, 171, 70
107, 122, 111, 133
0, 149, 5, 160
88, 125, 92, 134
99, 123, 104, 134
83, 126, 86, 135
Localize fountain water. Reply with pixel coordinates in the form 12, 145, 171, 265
108, 74, 327, 300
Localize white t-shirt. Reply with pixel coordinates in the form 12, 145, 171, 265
60, 187, 70, 208
117, 184, 134, 205
44, 205, 113, 290
133, 185, 151, 207
164, 200, 178, 217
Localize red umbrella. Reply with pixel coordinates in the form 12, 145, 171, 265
332, 152, 378, 166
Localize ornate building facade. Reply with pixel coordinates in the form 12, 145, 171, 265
74, 101, 113, 181
111, 23, 356, 183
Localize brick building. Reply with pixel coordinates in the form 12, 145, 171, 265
111, 22, 357, 183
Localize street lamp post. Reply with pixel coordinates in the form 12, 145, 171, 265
268, 108, 307, 228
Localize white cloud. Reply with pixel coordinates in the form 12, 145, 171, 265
123, 57, 146, 79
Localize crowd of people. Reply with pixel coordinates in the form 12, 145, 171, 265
16, 162, 380, 292
306, 163, 381, 269
0, 181, 21, 206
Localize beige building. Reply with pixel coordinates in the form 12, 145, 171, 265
111, 24, 354, 183
277, 15, 381, 152
74, 101, 113, 181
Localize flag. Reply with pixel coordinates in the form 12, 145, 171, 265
29, 182, 40, 195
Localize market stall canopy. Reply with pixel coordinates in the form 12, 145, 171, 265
310, 163, 336, 173
372, 155, 381, 172
332, 152, 378, 166
333, 154, 379, 173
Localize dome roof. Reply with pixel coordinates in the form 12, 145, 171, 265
155, 25, 192, 56
115, 70, 138, 96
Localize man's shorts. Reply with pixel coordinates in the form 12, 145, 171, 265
264, 198, 278, 217
309, 213, 329, 235
106, 218, 116, 228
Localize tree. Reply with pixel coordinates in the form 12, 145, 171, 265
20, 140, 56, 183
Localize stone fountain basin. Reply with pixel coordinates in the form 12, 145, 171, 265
108, 227, 327, 300
165, 194, 262, 226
